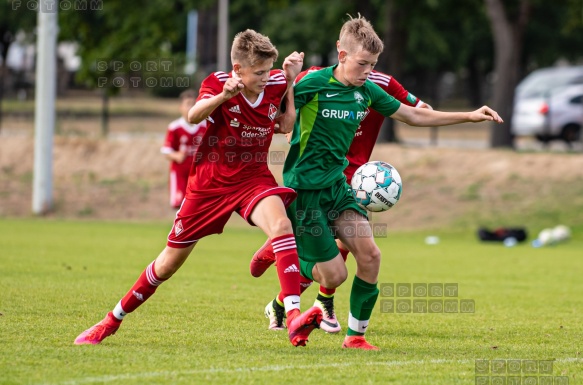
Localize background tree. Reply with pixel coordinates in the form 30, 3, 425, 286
485, 0, 532, 148
0, 0, 35, 131
58, 0, 213, 136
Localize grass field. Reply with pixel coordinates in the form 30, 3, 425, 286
1, 218, 582, 384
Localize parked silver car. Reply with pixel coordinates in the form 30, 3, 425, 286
512, 66, 583, 143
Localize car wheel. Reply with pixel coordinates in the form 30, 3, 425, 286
561, 124, 581, 143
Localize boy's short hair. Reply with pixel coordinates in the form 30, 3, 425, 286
179, 89, 197, 100
339, 14, 384, 55
231, 29, 279, 67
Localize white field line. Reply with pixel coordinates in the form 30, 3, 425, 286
39, 358, 582, 385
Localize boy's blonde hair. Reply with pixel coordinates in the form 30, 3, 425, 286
231, 29, 279, 67
338, 14, 384, 55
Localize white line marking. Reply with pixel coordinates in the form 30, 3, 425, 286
38, 357, 582, 385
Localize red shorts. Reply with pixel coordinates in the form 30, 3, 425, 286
166, 179, 296, 248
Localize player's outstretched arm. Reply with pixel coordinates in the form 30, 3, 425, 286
188, 76, 244, 124
390, 104, 503, 127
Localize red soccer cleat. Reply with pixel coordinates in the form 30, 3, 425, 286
249, 239, 276, 277
342, 335, 379, 350
74, 312, 122, 345
287, 306, 323, 347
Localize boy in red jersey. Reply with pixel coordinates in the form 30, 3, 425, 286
161, 89, 207, 209
74, 30, 323, 348
250, 66, 432, 333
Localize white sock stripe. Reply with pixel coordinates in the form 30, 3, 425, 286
272, 237, 296, 247
348, 312, 369, 333
272, 239, 296, 251
273, 244, 297, 253
146, 262, 163, 287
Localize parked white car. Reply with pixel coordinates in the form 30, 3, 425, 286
512, 66, 583, 143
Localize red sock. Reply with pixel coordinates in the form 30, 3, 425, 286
299, 276, 313, 294
339, 247, 349, 262
119, 261, 167, 313
272, 234, 300, 314
319, 286, 336, 296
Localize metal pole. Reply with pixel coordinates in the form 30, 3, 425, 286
217, 0, 229, 71
32, 1, 58, 214
185, 10, 198, 75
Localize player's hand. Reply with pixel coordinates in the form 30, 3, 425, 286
175, 151, 186, 164
285, 132, 292, 144
419, 102, 433, 110
469, 105, 503, 123
283, 51, 304, 82
222, 75, 244, 100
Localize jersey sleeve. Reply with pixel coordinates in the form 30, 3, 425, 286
161, 126, 178, 154
293, 71, 320, 109
197, 72, 227, 102
387, 76, 422, 107
369, 81, 401, 117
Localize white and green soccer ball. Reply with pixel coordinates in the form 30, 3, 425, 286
351, 161, 402, 212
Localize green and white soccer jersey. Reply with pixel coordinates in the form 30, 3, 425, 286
283, 65, 401, 190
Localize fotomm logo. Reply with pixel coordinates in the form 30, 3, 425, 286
379, 283, 475, 314
475, 359, 569, 384
12, 0, 104, 12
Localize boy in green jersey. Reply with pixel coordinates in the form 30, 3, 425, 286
271, 15, 502, 350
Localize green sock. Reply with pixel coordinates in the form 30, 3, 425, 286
347, 275, 379, 336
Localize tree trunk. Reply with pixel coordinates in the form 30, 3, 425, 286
0, 31, 13, 133
484, 0, 532, 148
377, 2, 408, 143
101, 90, 109, 137
466, 54, 484, 108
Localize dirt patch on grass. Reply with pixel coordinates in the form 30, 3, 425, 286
1, 136, 582, 230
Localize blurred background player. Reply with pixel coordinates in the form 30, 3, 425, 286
74, 30, 323, 348
250, 66, 432, 334
161, 89, 207, 209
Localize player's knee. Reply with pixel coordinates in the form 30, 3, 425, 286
269, 215, 293, 237
356, 245, 381, 268
155, 248, 190, 278
323, 268, 347, 288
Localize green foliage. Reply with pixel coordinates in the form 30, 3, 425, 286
58, 0, 199, 95
0, 219, 582, 384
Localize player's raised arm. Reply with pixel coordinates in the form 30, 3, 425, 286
188, 76, 244, 124
282, 51, 304, 85
274, 86, 297, 134
390, 104, 503, 127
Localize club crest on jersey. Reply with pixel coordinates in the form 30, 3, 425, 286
354, 91, 365, 104
230, 118, 240, 127
174, 220, 183, 235
268, 103, 278, 121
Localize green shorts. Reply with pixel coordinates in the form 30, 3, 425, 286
286, 178, 368, 264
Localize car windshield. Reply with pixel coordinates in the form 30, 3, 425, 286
517, 70, 583, 98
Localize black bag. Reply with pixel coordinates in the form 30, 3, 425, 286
477, 227, 528, 242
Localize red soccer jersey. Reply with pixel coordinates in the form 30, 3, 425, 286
161, 117, 207, 179
190, 70, 288, 193
295, 67, 423, 183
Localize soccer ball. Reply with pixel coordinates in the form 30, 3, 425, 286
351, 161, 402, 212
